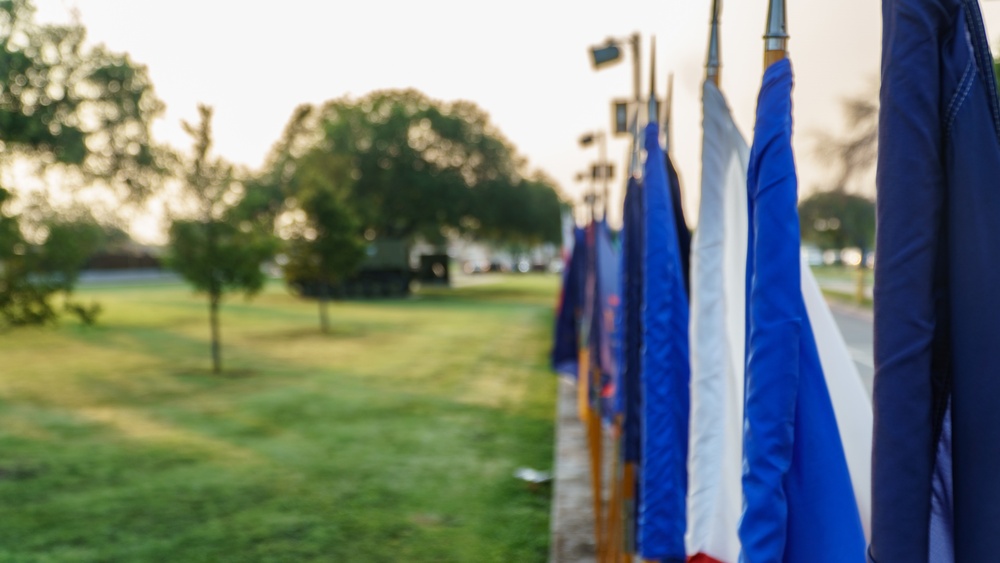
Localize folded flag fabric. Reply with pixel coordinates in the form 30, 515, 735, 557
739, 58, 865, 563
686, 78, 750, 563
552, 226, 586, 378
618, 176, 644, 465
639, 121, 690, 562
873, 0, 1000, 560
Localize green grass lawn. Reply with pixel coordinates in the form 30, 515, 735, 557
0, 275, 559, 562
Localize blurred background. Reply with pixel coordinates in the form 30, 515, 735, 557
2, 0, 1000, 561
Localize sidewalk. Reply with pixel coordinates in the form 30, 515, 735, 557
549, 378, 597, 563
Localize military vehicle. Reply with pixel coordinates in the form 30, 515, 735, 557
288, 239, 448, 299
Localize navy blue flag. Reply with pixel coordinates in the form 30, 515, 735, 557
614, 176, 644, 554
638, 122, 689, 562
617, 176, 644, 464
552, 227, 586, 378
666, 156, 691, 296
739, 58, 865, 562
873, 0, 1000, 560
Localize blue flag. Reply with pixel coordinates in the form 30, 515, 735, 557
739, 58, 865, 562
552, 227, 586, 378
614, 176, 644, 554
873, 0, 1000, 560
594, 219, 621, 420
638, 122, 689, 561
617, 176, 644, 464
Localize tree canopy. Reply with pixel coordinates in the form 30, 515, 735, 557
0, 0, 164, 200
261, 89, 564, 246
0, 0, 165, 327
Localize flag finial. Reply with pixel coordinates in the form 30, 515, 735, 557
706, 0, 721, 85
764, 0, 788, 68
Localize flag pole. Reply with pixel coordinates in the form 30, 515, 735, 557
648, 36, 658, 126
764, 0, 788, 69
662, 73, 674, 154
706, 0, 722, 87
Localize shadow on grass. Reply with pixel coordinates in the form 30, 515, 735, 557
166, 367, 261, 379
0, 463, 44, 482
244, 326, 369, 342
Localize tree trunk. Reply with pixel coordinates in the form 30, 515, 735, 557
210, 292, 222, 374
318, 282, 330, 334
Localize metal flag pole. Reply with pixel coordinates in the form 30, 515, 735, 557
706, 0, 722, 86
662, 73, 674, 155
764, 0, 788, 69
648, 36, 658, 126
600, 132, 610, 222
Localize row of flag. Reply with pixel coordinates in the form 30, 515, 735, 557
552, 0, 1000, 560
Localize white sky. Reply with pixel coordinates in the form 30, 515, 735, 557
29, 0, 1000, 240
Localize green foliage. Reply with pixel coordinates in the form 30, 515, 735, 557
0, 0, 164, 328
36, 218, 106, 287
281, 150, 366, 289
475, 173, 564, 245
167, 105, 276, 297
166, 105, 277, 372
63, 299, 101, 325
799, 191, 876, 251
0, 0, 165, 199
265, 90, 563, 245
167, 218, 276, 296
0, 188, 107, 326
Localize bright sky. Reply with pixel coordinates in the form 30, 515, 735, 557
30, 0, 1000, 240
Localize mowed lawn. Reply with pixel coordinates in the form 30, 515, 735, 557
0, 275, 559, 562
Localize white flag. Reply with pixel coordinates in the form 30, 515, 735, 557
686, 79, 749, 563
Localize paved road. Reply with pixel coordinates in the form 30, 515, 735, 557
828, 302, 874, 397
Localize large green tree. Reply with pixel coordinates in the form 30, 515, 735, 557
0, 0, 164, 326
263, 90, 563, 245
0, 0, 164, 198
167, 106, 276, 374
281, 149, 365, 333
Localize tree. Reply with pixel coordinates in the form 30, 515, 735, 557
281, 150, 365, 333
0, 0, 164, 327
266, 89, 563, 246
799, 191, 875, 253
0, 0, 164, 199
814, 87, 879, 196
803, 86, 879, 254
475, 172, 563, 245
0, 188, 106, 326
167, 106, 276, 374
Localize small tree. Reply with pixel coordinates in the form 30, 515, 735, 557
167, 106, 276, 373
282, 150, 365, 333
